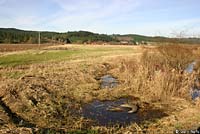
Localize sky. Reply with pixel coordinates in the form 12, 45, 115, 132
0, 0, 200, 37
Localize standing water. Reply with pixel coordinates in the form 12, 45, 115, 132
185, 61, 196, 73
185, 61, 200, 100
81, 98, 167, 126
100, 75, 118, 89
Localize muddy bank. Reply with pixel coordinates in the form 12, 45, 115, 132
0, 97, 71, 133
0, 97, 36, 128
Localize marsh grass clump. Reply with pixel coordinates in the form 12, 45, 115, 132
118, 44, 196, 103
157, 44, 195, 71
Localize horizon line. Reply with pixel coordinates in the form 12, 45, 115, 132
1, 27, 199, 38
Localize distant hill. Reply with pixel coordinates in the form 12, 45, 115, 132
113, 34, 200, 44
0, 28, 116, 44
0, 28, 200, 44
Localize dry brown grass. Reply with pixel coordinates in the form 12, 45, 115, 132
114, 44, 198, 103
157, 44, 195, 70
0, 44, 200, 133
0, 44, 53, 52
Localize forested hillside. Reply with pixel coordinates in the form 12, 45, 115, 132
0, 28, 117, 44
0, 28, 200, 44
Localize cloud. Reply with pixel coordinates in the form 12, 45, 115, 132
48, 0, 141, 31
0, 15, 45, 31
0, 0, 6, 5
52, 0, 102, 12
126, 18, 200, 37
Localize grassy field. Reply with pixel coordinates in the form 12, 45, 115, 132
0, 44, 53, 52
0, 44, 200, 133
0, 45, 140, 66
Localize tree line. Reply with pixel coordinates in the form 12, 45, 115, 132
0, 28, 199, 44
0, 28, 117, 44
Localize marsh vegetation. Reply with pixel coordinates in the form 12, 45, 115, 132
0, 44, 200, 133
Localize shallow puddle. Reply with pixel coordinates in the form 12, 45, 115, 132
81, 98, 167, 126
191, 77, 200, 100
185, 61, 200, 100
100, 75, 118, 89
191, 89, 200, 100
185, 61, 196, 73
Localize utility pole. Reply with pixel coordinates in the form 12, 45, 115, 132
38, 31, 41, 49
52, 36, 54, 45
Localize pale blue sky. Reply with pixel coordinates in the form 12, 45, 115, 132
0, 0, 200, 36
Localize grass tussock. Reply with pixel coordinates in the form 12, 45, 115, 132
117, 44, 197, 102
157, 44, 195, 70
